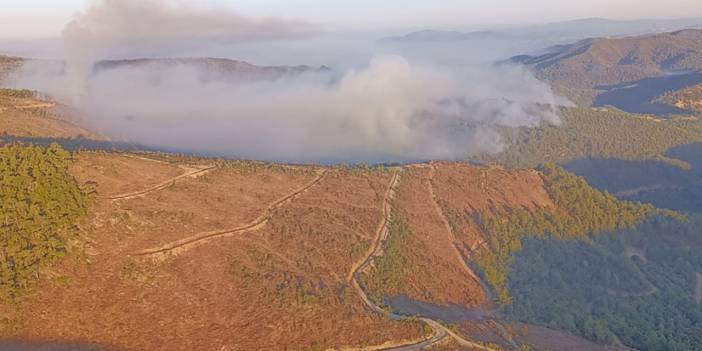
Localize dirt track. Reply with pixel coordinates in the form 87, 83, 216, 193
348, 170, 496, 351
105, 164, 217, 201
133, 169, 328, 258
427, 164, 485, 287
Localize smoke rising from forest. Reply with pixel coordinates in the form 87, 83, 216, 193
11, 0, 569, 163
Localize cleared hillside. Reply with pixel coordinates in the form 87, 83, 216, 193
0, 137, 662, 351
0, 89, 101, 139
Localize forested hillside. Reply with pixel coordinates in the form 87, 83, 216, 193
512, 29, 702, 89
507, 215, 702, 351
488, 107, 702, 169
469, 164, 659, 303
0, 143, 90, 301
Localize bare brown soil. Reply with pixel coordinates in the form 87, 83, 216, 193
430, 162, 554, 259
2, 153, 578, 350
6, 158, 422, 350
375, 166, 486, 307
70, 153, 188, 197
0, 95, 100, 139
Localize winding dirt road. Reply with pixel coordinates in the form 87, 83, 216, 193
349, 170, 496, 351
106, 164, 217, 201
133, 169, 328, 258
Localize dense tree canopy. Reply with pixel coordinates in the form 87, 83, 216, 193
0, 143, 89, 301
485, 107, 702, 169
508, 216, 702, 351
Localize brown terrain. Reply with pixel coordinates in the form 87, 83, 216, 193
6, 156, 424, 351
431, 162, 554, 257
0, 89, 101, 139
1, 150, 572, 350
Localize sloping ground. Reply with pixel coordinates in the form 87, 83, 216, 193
363, 166, 486, 307
2, 152, 646, 350
4, 157, 422, 351
0, 90, 100, 139
431, 162, 554, 253
70, 153, 186, 196
488, 107, 702, 169
514, 29, 702, 89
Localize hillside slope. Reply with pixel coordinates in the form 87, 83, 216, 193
0, 144, 657, 351
0, 89, 102, 139
512, 29, 702, 89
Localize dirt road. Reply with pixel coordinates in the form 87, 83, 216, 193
349, 170, 496, 351
427, 165, 485, 288
133, 169, 328, 258
106, 164, 217, 201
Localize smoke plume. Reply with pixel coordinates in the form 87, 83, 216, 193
10, 0, 569, 163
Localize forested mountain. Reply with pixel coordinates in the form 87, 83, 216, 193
511, 29, 702, 89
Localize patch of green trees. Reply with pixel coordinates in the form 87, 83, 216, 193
0, 143, 89, 301
362, 218, 415, 306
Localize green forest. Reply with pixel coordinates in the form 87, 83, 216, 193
486, 107, 702, 169
0, 143, 89, 301
469, 164, 658, 304
507, 215, 702, 351
362, 218, 415, 307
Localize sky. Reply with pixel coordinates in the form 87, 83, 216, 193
1, 0, 702, 39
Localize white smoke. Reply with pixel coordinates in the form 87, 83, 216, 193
9, 0, 569, 163
61, 0, 314, 103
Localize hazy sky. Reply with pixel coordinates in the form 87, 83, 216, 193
1, 0, 702, 39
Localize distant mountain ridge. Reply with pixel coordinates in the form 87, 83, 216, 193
388, 29, 513, 42
386, 17, 702, 44
95, 57, 327, 81
510, 29, 702, 89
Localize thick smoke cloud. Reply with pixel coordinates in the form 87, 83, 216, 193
10, 0, 569, 163
61, 0, 314, 102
